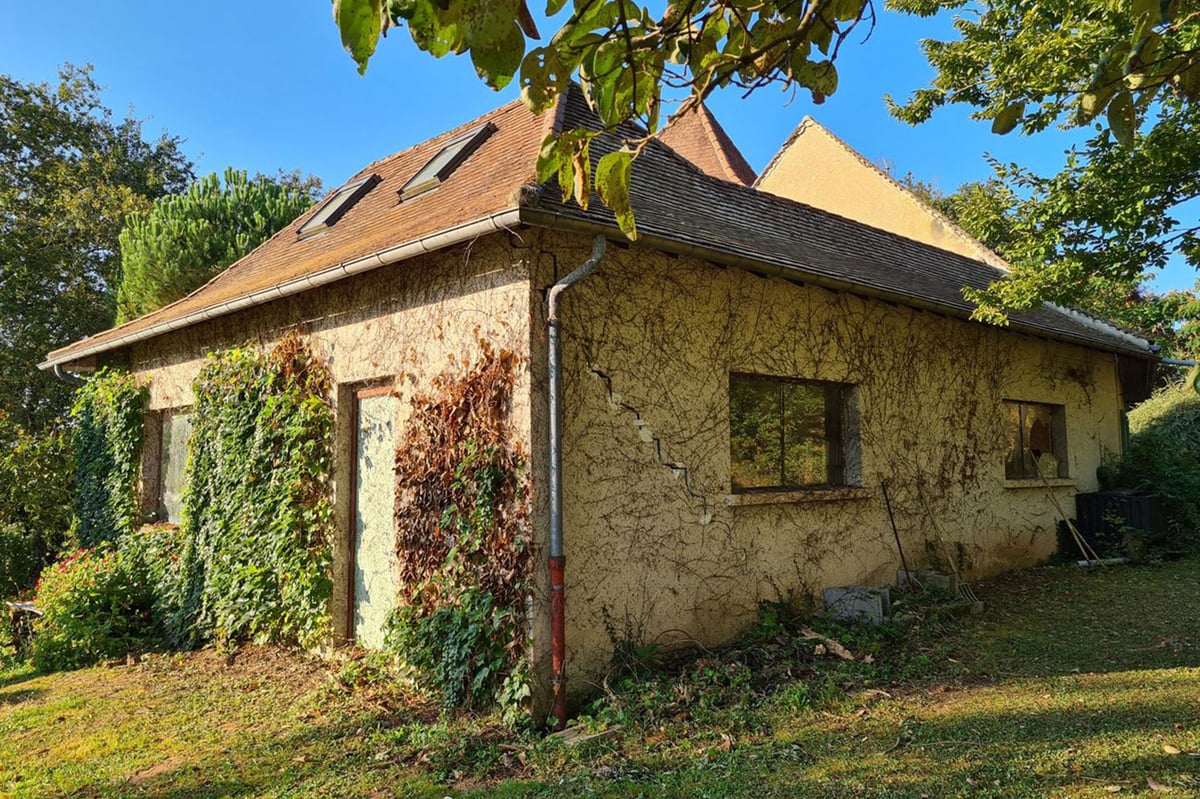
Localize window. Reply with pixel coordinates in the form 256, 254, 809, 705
1004, 400, 1068, 479
297, 174, 380, 237
159, 409, 192, 523
730, 373, 858, 491
398, 122, 496, 201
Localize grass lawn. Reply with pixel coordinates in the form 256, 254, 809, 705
2, 560, 1199, 798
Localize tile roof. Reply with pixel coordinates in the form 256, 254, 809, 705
43, 97, 553, 367
657, 104, 757, 186
525, 90, 1154, 357
43, 86, 1153, 369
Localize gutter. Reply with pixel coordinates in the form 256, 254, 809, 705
518, 208, 1159, 360
39, 209, 524, 371
545, 234, 606, 730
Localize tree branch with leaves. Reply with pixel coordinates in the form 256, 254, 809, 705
333, 0, 874, 236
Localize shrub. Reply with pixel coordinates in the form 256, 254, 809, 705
387, 584, 522, 712
118, 523, 188, 639
1116, 378, 1200, 537
386, 344, 532, 715
30, 547, 157, 671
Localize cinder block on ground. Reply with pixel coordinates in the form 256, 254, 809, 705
823, 585, 892, 624
896, 569, 959, 595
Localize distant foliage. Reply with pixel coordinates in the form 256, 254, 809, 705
30, 547, 157, 671
0, 523, 38, 600
116, 168, 320, 323
1115, 378, 1200, 536
386, 343, 531, 714
0, 65, 192, 430
71, 370, 147, 548
172, 332, 334, 648
0, 413, 73, 595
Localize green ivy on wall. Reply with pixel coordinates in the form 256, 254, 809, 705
387, 343, 532, 716
164, 331, 334, 648
71, 369, 147, 548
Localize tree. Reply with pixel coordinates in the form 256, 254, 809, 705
332, 0, 875, 235
889, 0, 1200, 322
116, 168, 322, 322
901, 173, 1200, 357
0, 65, 192, 429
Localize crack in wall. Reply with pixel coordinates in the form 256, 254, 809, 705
588, 366, 713, 525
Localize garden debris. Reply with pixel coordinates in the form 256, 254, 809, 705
550, 724, 623, 746
1147, 777, 1173, 792
1163, 744, 1182, 755
799, 627, 855, 660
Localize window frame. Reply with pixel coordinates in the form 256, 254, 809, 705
398, 122, 496, 202
1003, 399, 1069, 480
297, 173, 380, 238
728, 372, 859, 493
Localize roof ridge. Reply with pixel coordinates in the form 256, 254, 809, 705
692, 103, 757, 185
754, 115, 813, 189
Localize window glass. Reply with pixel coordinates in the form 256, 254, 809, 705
782, 381, 827, 486
400, 123, 495, 200
1004, 400, 1067, 479
297, 175, 378, 236
731, 374, 855, 491
160, 410, 192, 524
730, 375, 782, 490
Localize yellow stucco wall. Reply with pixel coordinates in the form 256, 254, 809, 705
120, 238, 548, 699
539, 232, 1123, 686
756, 120, 1009, 270
114, 226, 1126, 711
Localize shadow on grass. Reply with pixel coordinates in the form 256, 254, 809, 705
947, 561, 1200, 680
66, 673, 1200, 799
0, 685, 45, 705
82, 713, 449, 799
0, 665, 38, 691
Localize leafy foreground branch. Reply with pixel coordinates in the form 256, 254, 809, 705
333, 0, 874, 236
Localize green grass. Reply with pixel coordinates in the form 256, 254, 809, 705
2, 560, 1199, 797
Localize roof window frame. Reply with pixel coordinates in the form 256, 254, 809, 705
298, 173, 381, 238
398, 122, 497, 202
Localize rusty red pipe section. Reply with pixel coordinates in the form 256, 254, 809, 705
549, 554, 567, 728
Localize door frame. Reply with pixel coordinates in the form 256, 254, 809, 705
346, 381, 397, 643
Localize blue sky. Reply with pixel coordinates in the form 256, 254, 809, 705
2, 0, 1191, 291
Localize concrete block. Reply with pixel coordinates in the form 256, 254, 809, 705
896, 569, 959, 595
823, 585, 892, 624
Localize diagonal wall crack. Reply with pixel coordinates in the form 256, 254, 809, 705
588, 367, 713, 525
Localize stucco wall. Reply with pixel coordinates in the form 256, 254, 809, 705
119, 235, 546, 688
538, 232, 1123, 686
113, 225, 1126, 710
756, 121, 1008, 270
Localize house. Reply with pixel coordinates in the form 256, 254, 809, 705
755, 115, 1009, 268
42, 86, 1158, 719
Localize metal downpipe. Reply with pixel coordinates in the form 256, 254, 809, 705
547, 234, 606, 730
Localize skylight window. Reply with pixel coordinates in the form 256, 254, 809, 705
298, 174, 380, 237
399, 122, 496, 201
